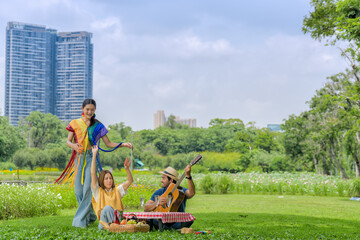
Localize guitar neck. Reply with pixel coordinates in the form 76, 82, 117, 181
170, 154, 202, 194
171, 172, 186, 194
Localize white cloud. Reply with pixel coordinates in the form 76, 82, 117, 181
91, 17, 123, 40
91, 31, 348, 129
91, 17, 121, 30
0, 0, 350, 130
172, 34, 234, 57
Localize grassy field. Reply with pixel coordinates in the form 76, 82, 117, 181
1, 194, 360, 239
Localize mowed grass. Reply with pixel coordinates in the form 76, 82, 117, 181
1, 194, 360, 239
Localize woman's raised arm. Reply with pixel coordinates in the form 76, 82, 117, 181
101, 135, 133, 149
122, 158, 133, 192
90, 145, 99, 190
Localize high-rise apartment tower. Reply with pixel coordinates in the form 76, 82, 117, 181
5, 22, 93, 125
55, 31, 93, 121
5, 22, 57, 125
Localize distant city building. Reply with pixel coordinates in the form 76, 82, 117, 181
154, 110, 166, 129
154, 110, 196, 128
55, 31, 93, 121
267, 124, 281, 132
175, 116, 197, 128
5, 21, 93, 125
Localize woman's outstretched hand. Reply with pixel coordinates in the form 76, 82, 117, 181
92, 145, 98, 155
122, 142, 133, 150
124, 157, 131, 170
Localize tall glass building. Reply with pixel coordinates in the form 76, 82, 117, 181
5, 22, 93, 125
5, 22, 56, 125
55, 32, 93, 121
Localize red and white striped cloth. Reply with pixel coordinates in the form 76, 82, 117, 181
123, 212, 196, 223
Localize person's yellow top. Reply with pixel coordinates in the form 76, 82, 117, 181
91, 184, 124, 220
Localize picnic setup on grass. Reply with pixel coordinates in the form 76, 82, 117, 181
100, 212, 197, 233
97, 154, 203, 234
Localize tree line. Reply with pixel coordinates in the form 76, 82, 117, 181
0, 112, 286, 173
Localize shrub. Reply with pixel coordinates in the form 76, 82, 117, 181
0, 161, 17, 170
349, 178, 360, 197
215, 175, 233, 194
337, 181, 344, 197
312, 183, 321, 196
167, 152, 199, 170
12, 149, 36, 169
191, 165, 208, 173
199, 175, 214, 194
48, 148, 67, 169
201, 152, 241, 172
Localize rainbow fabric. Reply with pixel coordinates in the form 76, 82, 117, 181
55, 118, 117, 186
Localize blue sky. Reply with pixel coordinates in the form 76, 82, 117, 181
0, 0, 348, 130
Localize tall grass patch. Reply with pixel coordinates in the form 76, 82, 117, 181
199, 175, 214, 194
0, 183, 62, 220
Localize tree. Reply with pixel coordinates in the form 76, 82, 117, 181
164, 114, 185, 129
108, 122, 132, 141
253, 128, 280, 153
0, 116, 25, 162
225, 129, 256, 154
12, 149, 36, 169
19, 112, 66, 149
282, 71, 360, 177
49, 148, 67, 169
303, 0, 360, 85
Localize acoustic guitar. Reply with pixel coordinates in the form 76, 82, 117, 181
154, 154, 202, 212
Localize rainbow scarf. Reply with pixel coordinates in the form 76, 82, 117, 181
55, 118, 122, 186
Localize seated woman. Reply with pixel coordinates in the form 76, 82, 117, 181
90, 145, 133, 230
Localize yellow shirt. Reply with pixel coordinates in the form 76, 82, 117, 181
91, 184, 125, 220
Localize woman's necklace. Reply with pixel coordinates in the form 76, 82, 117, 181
82, 117, 90, 127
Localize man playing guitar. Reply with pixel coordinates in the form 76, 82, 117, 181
144, 165, 195, 230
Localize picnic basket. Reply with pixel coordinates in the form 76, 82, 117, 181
100, 213, 150, 233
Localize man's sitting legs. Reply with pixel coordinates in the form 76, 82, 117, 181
147, 219, 193, 231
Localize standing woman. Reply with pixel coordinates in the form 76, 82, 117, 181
55, 98, 133, 228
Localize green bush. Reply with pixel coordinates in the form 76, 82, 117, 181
0, 161, 17, 170
349, 178, 360, 197
245, 166, 263, 173
337, 181, 345, 197
201, 152, 241, 172
199, 175, 214, 194
215, 175, 233, 194
167, 152, 199, 170
12, 149, 36, 169
191, 165, 208, 173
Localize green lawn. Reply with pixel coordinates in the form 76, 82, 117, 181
1, 194, 360, 239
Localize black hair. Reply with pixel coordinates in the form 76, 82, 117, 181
82, 98, 97, 127
167, 176, 177, 184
